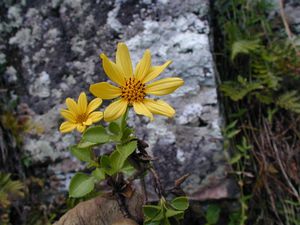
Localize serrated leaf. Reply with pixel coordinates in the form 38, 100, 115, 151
70, 146, 92, 162
69, 173, 95, 198
82, 126, 110, 144
92, 168, 105, 181
170, 196, 189, 211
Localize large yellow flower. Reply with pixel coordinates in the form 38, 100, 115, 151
90, 43, 184, 121
59, 92, 103, 133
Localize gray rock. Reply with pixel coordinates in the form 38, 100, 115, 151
29, 71, 51, 98
4, 66, 17, 84
2, 0, 232, 201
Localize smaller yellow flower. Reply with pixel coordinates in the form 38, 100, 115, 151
59, 92, 103, 133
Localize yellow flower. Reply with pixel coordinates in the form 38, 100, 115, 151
59, 92, 103, 133
90, 43, 184, 121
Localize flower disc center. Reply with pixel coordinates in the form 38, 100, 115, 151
76, 113, 88, 123
121, 77, 146, 104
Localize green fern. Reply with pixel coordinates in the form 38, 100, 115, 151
276, 91, 300, 114
220, 76, 263, 101
231, 39, 261, 60
0, 172, 24, 208
252, 60, 281, 90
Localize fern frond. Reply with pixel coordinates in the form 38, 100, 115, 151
220, 76, 263, 101
276, 91, 300, 114
0, 173, 25, 208
231, 39, 261, 60
252, 60, 281, 89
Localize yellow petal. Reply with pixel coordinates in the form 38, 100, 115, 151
60, 109, 76, 123
104, 99, 128, 122
76, 124, 86, 133
135, 49, 151, 81
78, 92, 87, 114
145, 77, 184, 96
134, 60, 141, 77
88, 111, 103, 122
133, 101, 153, 120
142, 60, 172, 83
143, 99, 175, 117
87, 98, 102, 114
116, 43, 133, 78
66, 98, 79, 114
83, 118, 93, 126
100, 53, 125, 86
89, 82, 121, 99
59, 121, 76, 133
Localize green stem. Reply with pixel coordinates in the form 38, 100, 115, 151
120, 107, 129, 132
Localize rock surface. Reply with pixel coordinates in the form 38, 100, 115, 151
1, 0, 231, 201
54, 189, 144, 225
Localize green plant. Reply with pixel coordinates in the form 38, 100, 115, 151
59, 43, 189, 224
214, 0, 300, 224
204, 204, 221, 225
143, 197, 188, 225
0, 172, 25, 225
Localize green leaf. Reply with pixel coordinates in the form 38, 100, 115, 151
108, 122, 120, 135
117, 141, 137, 159
70, 146, 92, 162
109, 150, 124, 173
220, 80, 263, 101
69, 173, 95, 198
143, 205, 162, 219
161, 217, 171, 225
226, 129, 240, 139
91, 168, 105, 181
229, 153, 242, 164
231, 39, 261, 60
121, 160, 136, 176
82, 126, 110, 144
276, 91, 300, 114
144, 220, 160, 225
205, 204, 221, 225
108, 141, 137, 174
152, 209, 165, 221
114, 109, 128, 132
121, 128, 133, 142
165, 208, 183, 218
170, 197, 189, 211
77, 141, 97, 148
100, 155, 114, 175
174, 212, 185, 220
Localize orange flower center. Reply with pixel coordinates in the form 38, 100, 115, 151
121, 77, 146, 104
76, 113, 88, 123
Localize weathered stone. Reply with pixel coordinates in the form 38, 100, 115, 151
2, 0, 231, 202
54, 188, 144, 225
